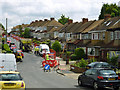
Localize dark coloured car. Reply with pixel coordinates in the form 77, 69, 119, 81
78, 68, 120, 90
86, 62, 111, 69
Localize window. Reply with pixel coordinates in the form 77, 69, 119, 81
88, 48, 95, 56
115, 31, 120, 40
103, 33, 105, 40
99, 70, 116, 75
85, 69, 92, 75
110, 32, 114, 40
43, 27, 47, 30
106, 21, 112, 26
114, 19, 120, 25
92, 33, 98, 40
91, 70, 97, 75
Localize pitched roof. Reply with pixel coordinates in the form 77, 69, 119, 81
91, 17, 120, 31
68, 22, 83, 33
82, 19, 104, 33
47, 20, 63, 26
73, 20, 95, 33
48, 26, 62, 33
108, 19, 120, 30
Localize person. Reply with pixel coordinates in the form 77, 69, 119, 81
22, 46, 25, 52
36, 47, 39, 55
34, 46, 37, 55
46, 54, 49, 60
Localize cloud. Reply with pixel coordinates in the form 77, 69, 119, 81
0, 0, 119, 32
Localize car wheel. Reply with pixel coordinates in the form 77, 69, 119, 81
78, 79, 83, 86
113, 86, 119, 90
93, 82, 99, 90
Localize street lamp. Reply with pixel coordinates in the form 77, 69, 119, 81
6, 18, 8, 44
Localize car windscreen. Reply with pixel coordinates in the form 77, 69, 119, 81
99, 70, 116, 75
94, 63, 111, 68
0, 74, 22, 81
42, 49, 48, 52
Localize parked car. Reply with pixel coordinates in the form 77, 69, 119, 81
0, 53, 17, 71
0, 71, 25, 89
78, 68, 120, 90
39, 44, 50, 56
10, 45, 16, 50
86, 62, 111, 69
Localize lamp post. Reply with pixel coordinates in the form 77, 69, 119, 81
6, 18, 7, 44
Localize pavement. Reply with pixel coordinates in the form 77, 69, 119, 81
56, 57, 82, 80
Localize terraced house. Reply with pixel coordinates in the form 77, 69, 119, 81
28, 18, 63, 41
66, 15, 120, 61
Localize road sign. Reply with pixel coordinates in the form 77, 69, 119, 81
44, 64, 50, 70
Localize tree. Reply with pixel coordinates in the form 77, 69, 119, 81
23, 28, 31, 38
75, 48, 85, 60
18, 25, 23, 37
52, 40, 61, 55
58, 14, 69, 25
99, 3, 120, 19
0, 23, 5, 30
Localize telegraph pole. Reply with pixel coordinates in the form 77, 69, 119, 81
6, 18, 7, 44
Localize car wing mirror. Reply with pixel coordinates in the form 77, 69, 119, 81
82, 72, 85, 75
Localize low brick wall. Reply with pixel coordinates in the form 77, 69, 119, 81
70, 65, 86, 73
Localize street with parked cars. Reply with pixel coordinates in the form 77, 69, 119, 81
0, 36, 119, 90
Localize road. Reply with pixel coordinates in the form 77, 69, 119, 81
9, 37, 113, 89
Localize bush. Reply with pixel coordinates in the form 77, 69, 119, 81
66, 51, 72, 57
52, 40, 61, 53
75, 48, 85, 59
3, 44, 12, 53
70, 54, 78, 60
108, 56, 119, 66
73, 58, 88, 68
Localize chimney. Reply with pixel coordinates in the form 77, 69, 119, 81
68, 19, 73, 24
31, 21, 34, 24
35, 20, 38, 22
44, 19, 48, 21
39, 20, 43, 22
50, 18, 54, 21
82, 18, 88, 24
104, 14, 111, 20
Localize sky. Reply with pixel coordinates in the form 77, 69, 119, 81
0, 0, 119, 32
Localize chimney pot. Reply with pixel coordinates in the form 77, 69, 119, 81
44, 19, 48, 21
68, 19, 73, 24
82, 18, 88, 24
50, 18, 54, 21
39, 20, 43, 22
104, 14, 111, 19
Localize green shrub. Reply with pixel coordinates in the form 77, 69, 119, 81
70, 54, 78, 60
66, 51, 72, 57
3, 44, 12, 53
75, 48, 85, 59
108, 56, 119, 66
73, 58, 88, 68
52, 40, 61, 53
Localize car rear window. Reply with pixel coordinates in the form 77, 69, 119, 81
99, 70, 116, 75
0, 74, 22, 81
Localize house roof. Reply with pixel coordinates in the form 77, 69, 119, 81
67, 22, 83, 33
47, 20, 63, 27
65, 23, 77, 33
82, 19, 104, 33
91, 17, 120, 32
73, 20, 95, 33
58, 23, 69, 33
48, 26, 62, 33
108, 20, 120, 30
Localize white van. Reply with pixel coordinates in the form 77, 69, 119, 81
0, 53, 17, 71
39, 44, 50, 56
